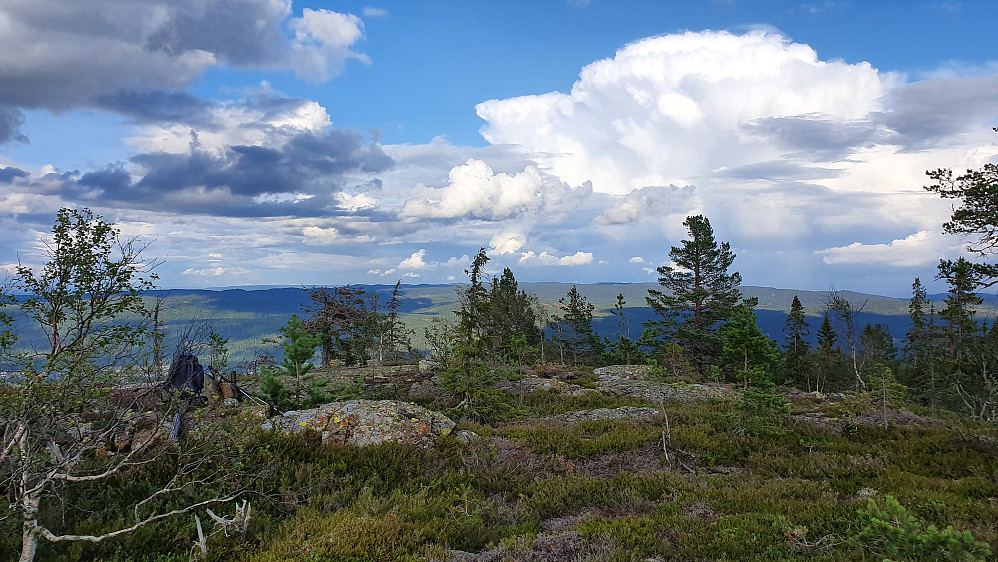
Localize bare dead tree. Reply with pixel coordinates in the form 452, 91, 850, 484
824, 290, 868, 391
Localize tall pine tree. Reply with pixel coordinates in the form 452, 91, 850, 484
646, 215, 744, 377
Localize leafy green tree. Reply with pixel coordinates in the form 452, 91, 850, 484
208, 330, 230, 374
424, 318, 457, 366
0, 285, 15, 364
2, 209, 249, 562
783, 295, 811, 389
14, 208, 157, 377
720, 304, 782, 388
549, 285, 598, 367
646, 214, 744, 377
277, 314, 321, 407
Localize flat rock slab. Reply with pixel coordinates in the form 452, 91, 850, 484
497, 376, 590, 396
594, 366, 734, 403
548, 406, 660, 426
270, 400, 455, 447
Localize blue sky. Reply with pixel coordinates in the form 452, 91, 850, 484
1, 0, 996, 296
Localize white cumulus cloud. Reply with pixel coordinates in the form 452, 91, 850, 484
399, 248, 429, 270
400, 158, 589, 221
289, 9, 370, 82
519, 250, 594, 266
817, 231, 961, 267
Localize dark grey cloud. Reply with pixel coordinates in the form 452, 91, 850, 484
742, 116, 883, 161
144, 0, 291, 67
0, 1, 360, 112
79, 166, 131, 193
0, 106, 27, 145
73, 128, 394, 217
715, 160, 844, 181
0, 167, 28, 183
878, 74, 998, 150
92, 91, 215, 125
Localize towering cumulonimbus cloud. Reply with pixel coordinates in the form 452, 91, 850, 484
476, 30, 893, 195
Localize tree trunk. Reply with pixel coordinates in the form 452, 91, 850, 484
19, 527, 38, 562
20, 492, 40, 562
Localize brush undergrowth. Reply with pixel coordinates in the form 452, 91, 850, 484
4, 386, 996, 562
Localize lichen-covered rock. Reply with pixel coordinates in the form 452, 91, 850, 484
497, 376, 588, 396
547, 406, 660, 426
592, 365, 657, 380
271, 400, 455, 447
594, 366, 734, 402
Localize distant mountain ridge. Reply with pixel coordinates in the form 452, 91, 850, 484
5, 284, 995, 365
142, 283, 996, 358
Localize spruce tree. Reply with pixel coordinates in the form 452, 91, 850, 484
938, 258, 982, 364
550, 285, 598, 367
904, 277, 937, 398
783, 295, 811, 389
455, 248, 491, 360
646, 214, 744, 377
860, 323, 896, 368
721, 304, 782, 388
485, 268, 540, 359
817, 314, 837, 354
606, 293, 640, 365
814, 314, 844, 392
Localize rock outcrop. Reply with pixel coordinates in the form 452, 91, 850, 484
547, 406, 660, 426
497, 376, 593, 396
267, 400, 455, 447
593, 366, 734, 403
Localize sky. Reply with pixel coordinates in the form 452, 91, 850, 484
1, 0, 996, 297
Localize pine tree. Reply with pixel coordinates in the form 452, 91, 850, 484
925, 158, 998, 288
277, 314, 321, 407
646, 215, 743, 377
783, 295, 811, 389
